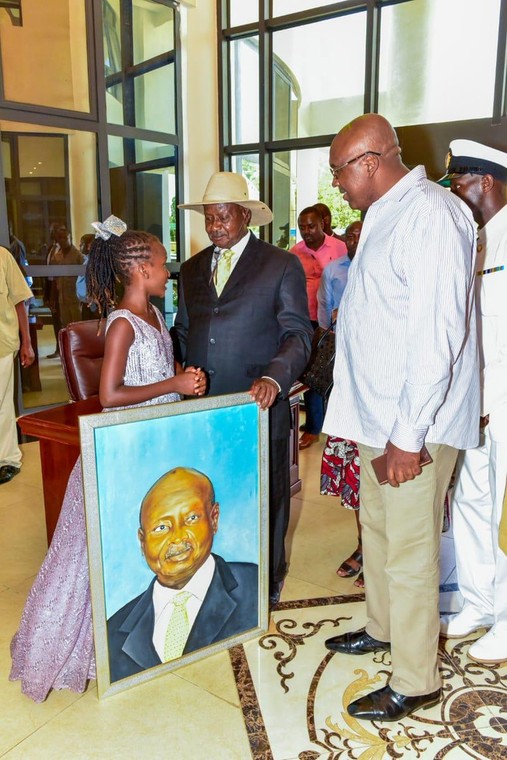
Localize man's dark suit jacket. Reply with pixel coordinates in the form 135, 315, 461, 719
173, 232, 312, 439
106, 554, 258, 683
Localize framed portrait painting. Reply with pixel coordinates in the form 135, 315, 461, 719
79, 392, 269, 699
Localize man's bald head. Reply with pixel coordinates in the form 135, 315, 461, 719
335, 114, 400, 157
330, 114, 407, 211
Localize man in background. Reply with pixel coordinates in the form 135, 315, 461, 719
51, 225, 84, 327
291, 206, 346, 449
314, 202, 346, 242
318, 220, 362, 328
76, 233, 97, 320
439, 139, 507, 666
9, 227, 32, 290
0, 246, 34, 484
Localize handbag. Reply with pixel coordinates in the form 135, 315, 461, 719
300, 322, 336, 398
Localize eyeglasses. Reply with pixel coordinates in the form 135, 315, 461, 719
329, 151, 382, 181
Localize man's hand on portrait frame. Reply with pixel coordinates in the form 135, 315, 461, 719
249, 377, 279, 410
385, 440, 423, 488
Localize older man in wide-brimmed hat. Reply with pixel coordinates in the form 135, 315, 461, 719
174, 172, 313, 606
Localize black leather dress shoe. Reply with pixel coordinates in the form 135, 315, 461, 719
347, 684, 442, 721
347, 686, 442, 720
325, 628, 390, 654
0, 465, 20, 484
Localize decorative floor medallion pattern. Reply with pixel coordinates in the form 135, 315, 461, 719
230, 596, 507, 759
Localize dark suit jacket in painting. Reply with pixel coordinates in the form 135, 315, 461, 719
106, 554, 258, 683
173, 232, 312, 439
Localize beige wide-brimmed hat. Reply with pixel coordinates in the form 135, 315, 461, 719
178, 172, 273, 226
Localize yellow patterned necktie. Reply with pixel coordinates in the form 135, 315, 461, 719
163, 590, 192, 662
215, 248, 235, 295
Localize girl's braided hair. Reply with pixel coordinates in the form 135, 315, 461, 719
86, 229, 158, 316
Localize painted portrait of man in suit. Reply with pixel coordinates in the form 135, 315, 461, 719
106, 466, 258, 683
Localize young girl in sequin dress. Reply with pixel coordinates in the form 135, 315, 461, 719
10, 218, 206, 702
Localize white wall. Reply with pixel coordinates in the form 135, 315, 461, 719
180, 1, 220, 257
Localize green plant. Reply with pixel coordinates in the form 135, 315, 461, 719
318, 173, 361, 232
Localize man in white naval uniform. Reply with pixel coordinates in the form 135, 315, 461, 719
440, 139, 507, 665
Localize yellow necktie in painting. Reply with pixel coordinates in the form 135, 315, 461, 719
163, 590, 192, 662
215, 248, 235, 295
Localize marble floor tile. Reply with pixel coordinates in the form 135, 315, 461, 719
174, 648, 242, 707
0, 501, 49, 587
4, 672, 250, 760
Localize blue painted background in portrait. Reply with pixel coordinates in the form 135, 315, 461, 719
93, 402, 260, 617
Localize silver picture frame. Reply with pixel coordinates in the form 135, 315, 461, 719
79, 392, 269, 699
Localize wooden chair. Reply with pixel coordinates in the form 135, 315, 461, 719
58, 320, 105, 401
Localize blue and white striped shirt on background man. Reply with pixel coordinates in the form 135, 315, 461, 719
323, 165, 479, 452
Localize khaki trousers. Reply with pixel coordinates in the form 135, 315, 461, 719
0, 353, 21, 468
358, 442, 458, 696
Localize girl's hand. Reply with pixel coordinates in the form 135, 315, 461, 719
184, 366, 207, 396
173, 367, 207, 396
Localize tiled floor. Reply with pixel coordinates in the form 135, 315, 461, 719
1, 433, 472, 759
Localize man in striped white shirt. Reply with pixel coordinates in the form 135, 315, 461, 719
322, 114, 479, 722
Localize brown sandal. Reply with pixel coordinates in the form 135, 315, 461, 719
336, 547, 363, 578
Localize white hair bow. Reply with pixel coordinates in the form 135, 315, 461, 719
91, 214, 127, 240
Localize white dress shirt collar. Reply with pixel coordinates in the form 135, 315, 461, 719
217, 229, 251, 256
153, 553, 216, 607
151, 554, 216, 662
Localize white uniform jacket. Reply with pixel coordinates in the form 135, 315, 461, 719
478, 204, 507, 442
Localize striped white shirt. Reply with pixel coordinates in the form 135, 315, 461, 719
323, 165, 479, 452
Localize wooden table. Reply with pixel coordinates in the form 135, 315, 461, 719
18, 396, 102, 544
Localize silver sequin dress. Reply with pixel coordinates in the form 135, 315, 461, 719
9, 307, 180, 702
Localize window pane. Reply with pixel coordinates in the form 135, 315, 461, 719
272, 14, 366, 140
230, 37, 259, 144
108, 138, 178, 265
135, 140, 176, 164
229, 0, 258, 26
134, 65, 176, 133
272, 0, 349, 16
0, 0, 90, 111
133, 166, 178, 323
108, 135, 124, 170
134, 167, 177, 263
133, 0, 174, 64
230, 154, 259, 194
1, 123, 99, 410
106, 83, 124, 125
2, 140, 11, 179
378, 0, 501, 126
103, 0, 121, 75
109, 135, 127, 223
230, 154, 260, 235
103, 0, 124, 124
272, 147, 360, 249
18, 136, 65, 179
